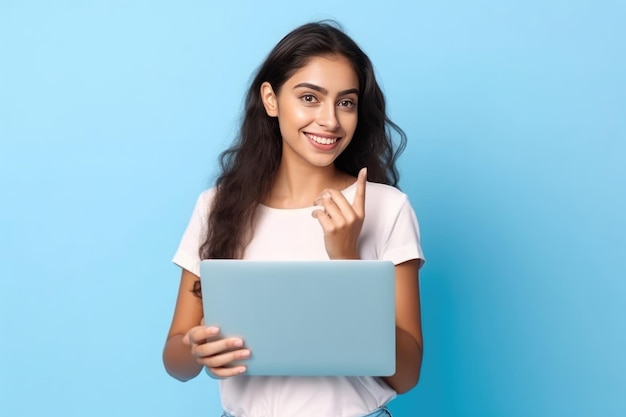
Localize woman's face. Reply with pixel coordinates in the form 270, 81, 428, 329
261, 54, 359, 170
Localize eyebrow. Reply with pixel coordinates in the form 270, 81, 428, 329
293, 82, 359, 96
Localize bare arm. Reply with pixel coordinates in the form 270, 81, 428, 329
163, 269, 204, 381
383, 259, 423, 394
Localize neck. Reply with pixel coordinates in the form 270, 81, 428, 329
266, 162, 350, 209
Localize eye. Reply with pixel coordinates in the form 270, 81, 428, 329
300, 94, 318, 104
338, 99, 356, 109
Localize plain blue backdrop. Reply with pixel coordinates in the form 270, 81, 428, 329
1, 1, 624, 416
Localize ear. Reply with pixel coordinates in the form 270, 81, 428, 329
260, 81, 279, 117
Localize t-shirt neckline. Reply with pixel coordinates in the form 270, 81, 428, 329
259, 180, 359, 211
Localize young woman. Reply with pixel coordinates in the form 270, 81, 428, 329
163, 21, 425, 417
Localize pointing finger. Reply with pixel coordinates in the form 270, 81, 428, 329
353, 167, 367, 216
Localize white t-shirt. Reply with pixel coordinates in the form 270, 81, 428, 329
173, 181, 425, 417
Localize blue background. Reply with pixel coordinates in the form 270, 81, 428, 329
1, 1, 624, 416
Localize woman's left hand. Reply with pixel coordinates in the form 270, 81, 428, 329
312, 167, 367, 259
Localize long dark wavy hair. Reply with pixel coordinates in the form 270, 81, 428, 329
192, 21, 407, 296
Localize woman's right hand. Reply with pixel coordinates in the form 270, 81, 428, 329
182, 321, 250, 378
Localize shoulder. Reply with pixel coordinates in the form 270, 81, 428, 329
199, 187, 217, 200
183, 188, 218, 224
364, 182, 411, 208
365, 182, 407, 198
193, 187, 217, 210
359, 182, 423, 263
359, 182, 416, 223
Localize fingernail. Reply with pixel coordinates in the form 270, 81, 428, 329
207, 327, 219, 335
238, 366, 247, 374
240, 350, 250, 358
233, 339, 243, 347
323, 192, 331, 199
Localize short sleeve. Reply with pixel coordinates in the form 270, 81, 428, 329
171, 189, 214, 277
381, 196, 425, 268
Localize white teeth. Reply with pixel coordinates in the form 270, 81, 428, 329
306, 133, 339, 145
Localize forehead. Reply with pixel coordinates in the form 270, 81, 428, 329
284, 55, 359, 91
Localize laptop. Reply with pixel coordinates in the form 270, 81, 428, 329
199, 259, 396, 377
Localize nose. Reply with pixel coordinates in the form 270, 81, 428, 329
316, 102, 339, 131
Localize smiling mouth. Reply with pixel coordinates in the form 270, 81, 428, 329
305, 132, 340, 145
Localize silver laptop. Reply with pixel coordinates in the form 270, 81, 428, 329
200, 259, 396, 377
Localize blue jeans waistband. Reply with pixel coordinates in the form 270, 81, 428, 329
221, 406, 392, 417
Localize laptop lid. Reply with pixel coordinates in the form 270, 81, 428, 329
199, 259, 396, 377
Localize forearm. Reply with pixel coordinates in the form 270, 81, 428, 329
163, 333, 203, 382
383, 326, 423, 394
